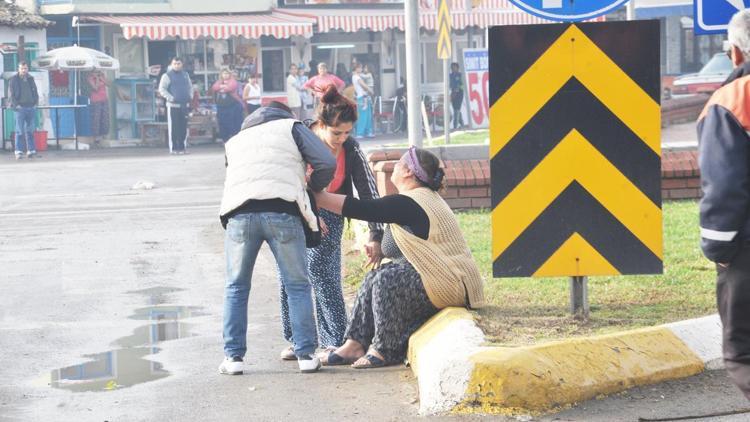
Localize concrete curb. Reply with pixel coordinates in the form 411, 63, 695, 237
407, 308, 723, 415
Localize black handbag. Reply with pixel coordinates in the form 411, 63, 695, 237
303, 189, 322, 248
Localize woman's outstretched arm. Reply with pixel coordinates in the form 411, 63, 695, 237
314, 190, 346, 214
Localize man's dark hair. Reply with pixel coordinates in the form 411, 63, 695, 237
171, 57, 183, 63
18, 61, 28, 68
267, 101, 292, 114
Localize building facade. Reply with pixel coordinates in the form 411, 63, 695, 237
632, 0, 726, 75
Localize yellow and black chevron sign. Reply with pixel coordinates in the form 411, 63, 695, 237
490, 21, 663, 278
437, 0, 452, 60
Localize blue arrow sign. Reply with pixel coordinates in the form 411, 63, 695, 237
695, 0, 748, 35
508, 0, 630, 22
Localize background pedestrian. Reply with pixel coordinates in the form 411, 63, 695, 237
87, 70, 109, 146
449, 62, 465, 129
351, 63, 374, 138
211, 69, 244, 142
243, 74, 262, 115
158, 57, 192, 154
9, 61, 39, 160
286, 64, 303, 119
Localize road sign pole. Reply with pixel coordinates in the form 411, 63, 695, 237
405, 0, 423, 147
569, 276, 589, 317
444, 58, 451, 144
626, 0, 635, 21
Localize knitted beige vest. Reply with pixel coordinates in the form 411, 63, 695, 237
391, 187, 485, 309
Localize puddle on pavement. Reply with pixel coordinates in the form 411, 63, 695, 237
50, 304, 204, 393
50, 347, 169, 393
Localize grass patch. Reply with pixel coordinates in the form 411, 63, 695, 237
386, 129, 489, 147
462, 200, 716, 345
342, 200, 717, 346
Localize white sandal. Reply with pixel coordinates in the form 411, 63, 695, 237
279, 345, 296, 361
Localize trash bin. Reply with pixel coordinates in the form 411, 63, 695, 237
34, 130, 48, 151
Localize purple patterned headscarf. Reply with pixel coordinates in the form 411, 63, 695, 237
403, 146, 429, 184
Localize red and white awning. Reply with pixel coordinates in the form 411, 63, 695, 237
84, 12, 315, 40
280, 9, 547, 33
280, 0, 603, 34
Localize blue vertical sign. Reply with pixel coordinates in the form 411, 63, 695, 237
695, 0, 748, 35
508, 0, 630, 22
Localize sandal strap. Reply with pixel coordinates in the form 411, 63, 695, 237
364, 354, 385, 366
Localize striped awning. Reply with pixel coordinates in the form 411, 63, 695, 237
84, 12, 315, 40
279, 0, 603, 33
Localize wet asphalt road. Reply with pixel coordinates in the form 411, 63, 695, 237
0, 146, 747, 421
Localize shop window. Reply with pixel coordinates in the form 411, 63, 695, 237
312, 47, 333, 71
423, 42, 442, 84
178, 39, 229, 95
3, 42, 39, 72
234, 38, 260, 82
261, 48, 290, 93
116, 37, 145, 75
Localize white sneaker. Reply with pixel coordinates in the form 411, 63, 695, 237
218, 356, 244, 375
280, 345, 296, 361
297, 355, 321, 373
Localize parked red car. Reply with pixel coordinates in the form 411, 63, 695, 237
671, 53, 733, 97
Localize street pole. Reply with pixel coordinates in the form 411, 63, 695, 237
443, 58, 450, 144
626, 0, 635, 21
405, 0, 422, 147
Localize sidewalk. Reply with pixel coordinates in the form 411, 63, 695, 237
662, 122, 698, 150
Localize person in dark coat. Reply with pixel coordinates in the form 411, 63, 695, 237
698, 9, 750, 400
8, 61, 39, 160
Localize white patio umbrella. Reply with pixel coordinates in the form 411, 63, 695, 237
33, 45, 120, 105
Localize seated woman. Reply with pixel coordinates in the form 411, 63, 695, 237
313, 147, 484, 368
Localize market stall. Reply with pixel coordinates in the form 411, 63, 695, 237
82, 12, 315, 144
33, 45, 119, 149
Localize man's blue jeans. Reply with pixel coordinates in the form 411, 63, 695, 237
14, 107, 36, 154
223, 211, 317, 359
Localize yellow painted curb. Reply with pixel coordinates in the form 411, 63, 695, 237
457, 327, 704, 414
408, 307, 474, 374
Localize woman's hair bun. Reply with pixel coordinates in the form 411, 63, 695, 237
430, 168, 445, 191
321, 84, 339, 104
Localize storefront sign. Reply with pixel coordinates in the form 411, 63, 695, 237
462, 48, 488, 129
508, 0, 630, 22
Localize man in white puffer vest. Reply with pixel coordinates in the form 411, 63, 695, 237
219, 102, 336, 375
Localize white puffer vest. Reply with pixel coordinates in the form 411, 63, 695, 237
219, 118, 318, 232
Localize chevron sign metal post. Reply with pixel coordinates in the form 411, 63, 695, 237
490, 21, 663, 279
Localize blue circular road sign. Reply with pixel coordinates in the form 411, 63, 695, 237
509, 0, 630, 22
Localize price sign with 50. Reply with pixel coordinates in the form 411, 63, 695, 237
462, 49, 489, 129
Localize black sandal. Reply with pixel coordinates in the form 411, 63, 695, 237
351, 353, 386, 369
323, 351, 356, 366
